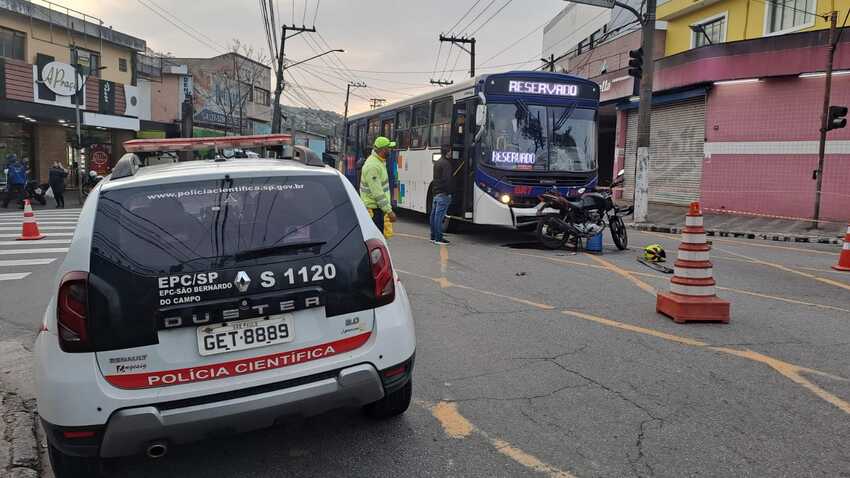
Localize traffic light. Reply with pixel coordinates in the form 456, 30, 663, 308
628, 48, 643, 79
826, 105, 847, 131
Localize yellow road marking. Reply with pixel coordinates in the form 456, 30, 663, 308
397, 269, 555, 310
440, 244, 448, 274
510, 251, 850, 314
585, 254, 657, 296
560, 310, 850, 415
403, 270, 850, 416
430, 401, 474, 438
421, 400, 577, 478
718, 248, 850, 292
634, 229, 836, 256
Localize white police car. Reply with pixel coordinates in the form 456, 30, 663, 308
34, 136, 415, 477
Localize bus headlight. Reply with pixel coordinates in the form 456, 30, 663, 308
500, 194, 511, 204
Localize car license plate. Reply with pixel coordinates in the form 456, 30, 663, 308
197, 314, 294, 356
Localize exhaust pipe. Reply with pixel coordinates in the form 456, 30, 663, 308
146, 442, 168, 459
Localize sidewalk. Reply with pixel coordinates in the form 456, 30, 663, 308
626, 203, 847, 245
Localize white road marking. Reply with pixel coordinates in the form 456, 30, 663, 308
0, 221, 77, 225
0, 232, 73, 238
0, 258, 56, 266
0, 248, 69, 255
0, 272, 30, 281
0, 226, 75, 231
0, 239, 71, 246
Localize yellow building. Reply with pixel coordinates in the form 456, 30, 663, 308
658, 0, 850, 56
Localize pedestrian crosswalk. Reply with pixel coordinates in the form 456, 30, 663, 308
0, 208, 81, 281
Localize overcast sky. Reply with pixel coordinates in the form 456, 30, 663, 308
74, 0, 569, 115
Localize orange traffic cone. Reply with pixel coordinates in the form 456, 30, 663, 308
656, 202, 730, 323
833, 224, 850, 272
17, 199, 46, 241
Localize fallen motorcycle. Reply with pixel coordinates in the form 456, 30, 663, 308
534, 170, 632, 250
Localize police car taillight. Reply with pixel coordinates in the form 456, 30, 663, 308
57, 271, 91, 353
366, 239, 395, 305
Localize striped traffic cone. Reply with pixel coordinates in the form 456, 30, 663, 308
833, 223, 850, 272
656, 202, 730, 323
16, 199, 46, 241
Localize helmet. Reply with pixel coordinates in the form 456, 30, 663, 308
643, 244, 666, 263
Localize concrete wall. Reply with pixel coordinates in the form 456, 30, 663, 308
701, 75, 850, 221
149, 75, 182, 123
0, 10, 137, 85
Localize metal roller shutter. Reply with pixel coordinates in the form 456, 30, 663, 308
623, 97, 705, 205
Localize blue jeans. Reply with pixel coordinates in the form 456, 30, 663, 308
430, 193, 452, 241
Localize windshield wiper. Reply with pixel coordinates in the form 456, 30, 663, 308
230, 241, 327, 262
553, 104, 577, 131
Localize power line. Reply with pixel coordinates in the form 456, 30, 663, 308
448, 0, 483, 34
312, 0, 321, 26
469, 0, 514, 36
140, 0, 228, 51
136, 0, 224, 53
458, 0, 497, 35
480, 17, 548, 66
302, 0, 308, 25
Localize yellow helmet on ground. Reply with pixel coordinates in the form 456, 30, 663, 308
643, 244, 666, 263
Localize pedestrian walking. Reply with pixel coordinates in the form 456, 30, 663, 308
49, 161, 68, 208
430, 145, 454, 245
360, 136, 397, 233
2, 154, 27, 209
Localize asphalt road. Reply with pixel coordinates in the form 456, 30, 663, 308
2, 209, 850, 477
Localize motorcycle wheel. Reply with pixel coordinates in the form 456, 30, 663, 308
610, 215, 628, 250
536, 219, 568, 250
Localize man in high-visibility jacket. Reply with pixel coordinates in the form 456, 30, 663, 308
360, 136, 397, 232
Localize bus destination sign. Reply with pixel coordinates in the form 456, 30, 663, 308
486, 78, 598, 100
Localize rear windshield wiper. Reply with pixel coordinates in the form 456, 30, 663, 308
230, 241, 327, 262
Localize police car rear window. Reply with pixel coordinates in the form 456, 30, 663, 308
91, 175, 357, 273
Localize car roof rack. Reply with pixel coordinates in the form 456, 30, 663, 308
111, 153, 141, 179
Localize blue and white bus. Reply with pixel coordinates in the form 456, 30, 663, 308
342, 71, 600, 230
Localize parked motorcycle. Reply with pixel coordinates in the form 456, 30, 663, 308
80, 170, 103, 200
535, 170, 632, 250
25, 180, 49, 206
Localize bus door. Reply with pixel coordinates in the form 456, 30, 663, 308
381, 118, 399, 207
450, 99, 476, 217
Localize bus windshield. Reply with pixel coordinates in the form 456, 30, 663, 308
482, 103, 597, 172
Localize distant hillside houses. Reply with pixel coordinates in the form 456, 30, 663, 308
281, 105, 343, 152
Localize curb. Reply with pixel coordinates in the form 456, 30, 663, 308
628, 223, 844, 245
1, 393, 41, 478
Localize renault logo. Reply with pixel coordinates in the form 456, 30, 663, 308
234, 271, 251, 292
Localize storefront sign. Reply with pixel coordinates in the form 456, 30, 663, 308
41, 61, 84, 96
90, 144, 111, 175
99, 80, 115, 115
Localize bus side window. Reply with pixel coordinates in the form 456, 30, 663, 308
430, 98, 452, 148
411, 103, 429, 149
367, 117, 380, 149
382, 119, 395, 141
396, 108, 411, 149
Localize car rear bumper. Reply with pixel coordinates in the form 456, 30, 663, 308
49, 363, 384, 458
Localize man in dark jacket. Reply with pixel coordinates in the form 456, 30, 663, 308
3, 154, 27, 209
48, 161, 68, 208
430, 145, 454, 245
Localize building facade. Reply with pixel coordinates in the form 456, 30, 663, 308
544, 2, 850, 221
0, 0, 149, 182
175, 53, 272, 137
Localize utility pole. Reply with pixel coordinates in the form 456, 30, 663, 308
439, 34, 476, 78
271, 24, 316, 133
813, 10, 839, 228
368, 98, 386, 110
633, 0, 657, 223
540, 54, 556, 72
340, 81, 366, 166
